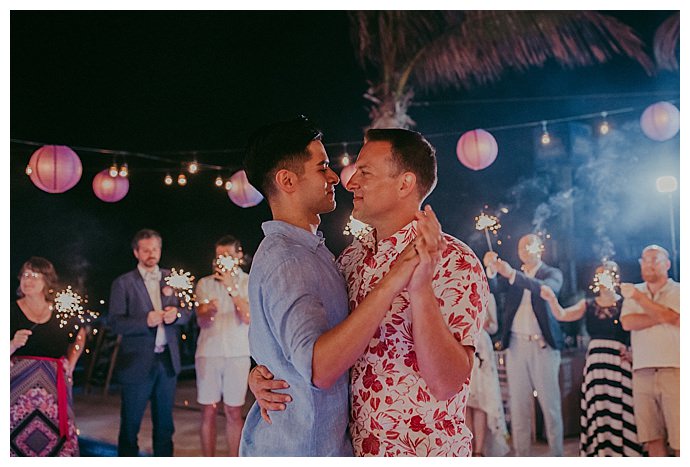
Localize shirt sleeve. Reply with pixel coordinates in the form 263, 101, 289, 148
434, 244, 487, 349
195, 276, 212, 303
262, 257, 330, 386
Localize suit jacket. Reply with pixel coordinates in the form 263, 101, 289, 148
108, 267, 192, 383
499, 263, 564, 350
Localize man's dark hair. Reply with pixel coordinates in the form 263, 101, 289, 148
364, 128, 437, 199
215, 234, 242, 251
131, 228, 162, 250
244, 115, 323, 200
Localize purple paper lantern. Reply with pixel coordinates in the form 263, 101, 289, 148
227, 170, 263, 208
26, 145, 83, 193
340, 164, 356, 189
456, 129, 498, 171
640, 101, 680, 141
93, 169, 129, 202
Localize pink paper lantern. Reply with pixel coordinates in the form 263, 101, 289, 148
93, 169, 129, 202
228, 170, 263, 208
456, 129, 498, 171
26, 145, 83, 193
340, 164, 356, 189
640, 101, 680, 141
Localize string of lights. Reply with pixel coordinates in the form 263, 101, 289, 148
12, 97, 679, 191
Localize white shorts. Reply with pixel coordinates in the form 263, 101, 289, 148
195, 356, 250, 407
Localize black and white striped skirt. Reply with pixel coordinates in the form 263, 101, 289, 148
579, 339, 645, 456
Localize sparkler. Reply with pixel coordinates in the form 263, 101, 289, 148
589, 268, 621, 294
475, 212, 501, 252
525, 238, 544, 255
215, 254, 243, 275
344, 215, 373, 241
52, 286, 99, 329
164, 268, 196, 308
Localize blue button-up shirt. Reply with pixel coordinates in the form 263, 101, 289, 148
239, 221, 353, 456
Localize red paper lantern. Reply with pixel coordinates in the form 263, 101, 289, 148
456, 129, 498, 171
93, 169, 129, 202
640, 101, 680, 141
26, 145, 83, 193
340, 164, 356, 189
227, 170, 263, 208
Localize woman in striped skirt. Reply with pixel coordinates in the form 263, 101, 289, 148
541, 261, 644, 457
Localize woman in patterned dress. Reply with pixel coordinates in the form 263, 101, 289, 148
10, 257, 86, 456
540, 261, 644, 457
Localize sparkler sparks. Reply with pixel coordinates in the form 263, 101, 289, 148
215, 254, 243, 274
590, 268, 621, 294
525, 239, 544, 255
475, 212, 501, 252
54, 286, 98, 328
344, 215, 373, 241
165, 268, 196, 308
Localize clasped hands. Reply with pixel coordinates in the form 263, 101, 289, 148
147, 306, 178, 327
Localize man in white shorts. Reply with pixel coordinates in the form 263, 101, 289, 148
195, 235, 251, 456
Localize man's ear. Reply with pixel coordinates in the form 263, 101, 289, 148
274, 169, 298, 194
398, 172, 417, 198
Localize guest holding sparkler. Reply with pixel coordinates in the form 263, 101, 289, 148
10, 257, 86, 456
620, 245, 679, 457
194, 235, 250, 456
483, 234, 564, 456
108, 229, 192, 456
541, 260, 644, 456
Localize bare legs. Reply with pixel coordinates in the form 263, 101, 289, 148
200, 403, 244, 456
224, 405, 244, 457
466, 407, 488, 456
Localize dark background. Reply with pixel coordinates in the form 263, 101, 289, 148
10, 11, 680, 318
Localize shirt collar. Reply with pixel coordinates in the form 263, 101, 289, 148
360, 219, 417, 256
262, 220, 326, 253
137, 264, 161, 280
645, 277, 676, 296
521, 260, 543, 277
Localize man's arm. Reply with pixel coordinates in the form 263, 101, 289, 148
311, 245, 419, 389
108, 276, 150, 336
409, 213, 481, 400
620, 283, 679, 330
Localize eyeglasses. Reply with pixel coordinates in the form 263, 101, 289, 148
21, 271, 42, 279
638, 258, 665, 266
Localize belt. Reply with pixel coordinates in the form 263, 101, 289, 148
511, 332, 547, 348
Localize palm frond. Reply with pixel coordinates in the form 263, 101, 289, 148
653, 11, 679, 71
351, 11, 655, 93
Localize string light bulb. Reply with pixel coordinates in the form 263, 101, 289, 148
164, 173, 173, 186
178, 173, 187, 186
119, 163, 129, 177
224, 180, 233, 191
25, 165, 33, 175
540, 121, 551, 146
188, 161, 199, 174
599, 111, 610, 135
214, 176, 223, 187
109, 163, 119, 177
341, 143, 350, 166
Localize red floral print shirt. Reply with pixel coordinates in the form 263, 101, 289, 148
336, 221, 488, 456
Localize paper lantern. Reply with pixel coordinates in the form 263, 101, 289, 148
227, 170, 263, 208
640, 101, 680, 141
93, 169, 129, 202
340, 164, 356, 189
26, 145, 83, 193
456, 129, 498, 171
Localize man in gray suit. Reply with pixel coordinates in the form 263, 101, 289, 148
109, 229, 192, 456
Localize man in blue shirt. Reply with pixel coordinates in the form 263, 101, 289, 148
238, 116, 440, 456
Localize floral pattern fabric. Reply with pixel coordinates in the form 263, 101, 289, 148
337, 221, 487, 456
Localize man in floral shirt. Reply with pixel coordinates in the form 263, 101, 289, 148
251, 128, 487, 456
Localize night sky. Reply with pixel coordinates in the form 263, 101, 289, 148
10, 10, 680, 308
